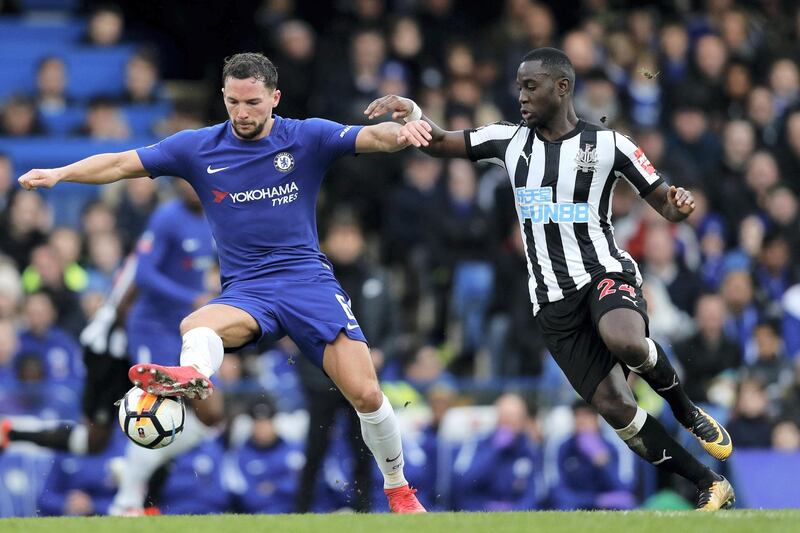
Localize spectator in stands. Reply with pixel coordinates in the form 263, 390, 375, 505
34, 56, 71, 117
16, 290, 82, 383
753, 231, 797, 310
666, 101, 721, 178
658, 21, 690, 92
0, 190, 49, 270
712, 120, 755, 228
487, 224, 546, 376
114, 177, 159, 249
772, 419, 800, 452
21, 244, 83, 334
85, 231, 123, 293
413, 382, 455, 509
743, 150, 780, 214
47, 227, 88, 293
747, 86, 779, 147
641, 223, 700, 314
552, 402, 634, 510
0, 318, 18, 384
675, 294, 741, 404
0, 256, 22, 320
429, 160, 495, 372
403, 344, 456, 396
81, 200, 117, 239
233, 397, 303, 514
452, 393, 541, 511
763, 187, 799, 249
73, 97, 130, 140
724, 214, 765, 271
155, 100, 206, 136
0, 153, 12, 212
270, 20, 316, 119
574, 68, 620, 126
721, 268, 761, 363
777, 109, 800, 194
83, 4, 125, 47
768, 58, 799, 118
123, 49, 165, 105
37, 438, 124, 516
742, 320, 793, 401
0, 94, 43, 137
727, 378, 774, 448
383, 152, 441, 328
780, 358, 800, 426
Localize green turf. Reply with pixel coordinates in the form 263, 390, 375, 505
1, 511, 798, 533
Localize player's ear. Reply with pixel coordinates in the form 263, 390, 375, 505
557, 77, 570, 97
272, 88, 281, 108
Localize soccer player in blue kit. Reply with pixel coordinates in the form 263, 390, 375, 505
110, 178, 222, 515
18, 52, 426, 513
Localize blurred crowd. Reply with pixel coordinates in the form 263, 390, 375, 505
2, 0, 800, 516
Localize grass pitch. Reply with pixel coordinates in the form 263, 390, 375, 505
1, 511, 798, 533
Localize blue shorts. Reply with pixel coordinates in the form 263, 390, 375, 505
127, 319, 182, 367
209, 272, 368, 368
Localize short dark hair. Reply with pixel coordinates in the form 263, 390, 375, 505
222, 52, 278, 89
522, 47, 575, 87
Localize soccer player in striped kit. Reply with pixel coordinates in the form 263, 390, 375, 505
366, 47, 734, 511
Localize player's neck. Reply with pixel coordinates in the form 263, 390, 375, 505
536, 107, 579, 142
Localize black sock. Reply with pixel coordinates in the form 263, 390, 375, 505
624, 414, 719, 488
640, 341, 696, 427
9, 424, 74, 451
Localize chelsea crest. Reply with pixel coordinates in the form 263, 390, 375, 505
274, 152, 295, 173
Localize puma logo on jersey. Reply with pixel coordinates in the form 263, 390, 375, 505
519, 151, 533, 167
621, 295, 639, 306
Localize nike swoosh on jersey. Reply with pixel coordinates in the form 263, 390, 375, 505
207, 165, 229, 174
385, 451, 402, 463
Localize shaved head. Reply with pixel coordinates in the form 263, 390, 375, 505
522, 47, 576, 90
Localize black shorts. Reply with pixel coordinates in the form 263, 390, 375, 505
535, 272, 649, 403
81, 349, 132, 427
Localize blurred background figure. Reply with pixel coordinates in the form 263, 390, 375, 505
551, 402, 634, 510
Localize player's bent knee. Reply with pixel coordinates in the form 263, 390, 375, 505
350, 385, 384, 413
592, 389, 638, 429
605, 334, 648, 365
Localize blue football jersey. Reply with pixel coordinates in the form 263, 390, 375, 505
136, 116, 363, 287
127, 199, 216, 330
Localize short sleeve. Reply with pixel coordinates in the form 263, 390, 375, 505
136, 130, 194, 179
464, 122, 520, 168
613, 131, 664, 197
305, 118, 364, 164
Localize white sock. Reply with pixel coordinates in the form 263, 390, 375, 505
109, 411, 210, 514
179, 327, 223, 377
356, 393, 408, 489
67, 424, 89, 455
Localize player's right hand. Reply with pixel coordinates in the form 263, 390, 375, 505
18, 168, 61, 190
364, 94, 415, 121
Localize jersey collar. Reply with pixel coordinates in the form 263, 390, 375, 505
534, 119, 585, 143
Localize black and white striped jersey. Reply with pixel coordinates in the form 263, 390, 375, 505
464, 119, 663, 315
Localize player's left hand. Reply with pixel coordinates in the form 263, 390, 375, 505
668, 185, 695, 215
397, 120, 432, 148
364, 94, 415, 121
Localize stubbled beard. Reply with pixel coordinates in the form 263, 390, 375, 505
233, 120, 265, 139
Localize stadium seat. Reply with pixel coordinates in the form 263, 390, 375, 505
122, 102, 172, 137
39, 106, 86, 137
64, 46, 133, 101
0, 449, 55, 517
0, 16, 84, 44
18, 0, 81, 12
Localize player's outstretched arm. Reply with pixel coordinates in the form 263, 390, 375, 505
355, 121, 411, 153
18, 150, 149, 191
364, 94, 468, 158
644, 182, 695, 222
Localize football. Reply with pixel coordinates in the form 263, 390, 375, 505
118, 387, 186, 449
